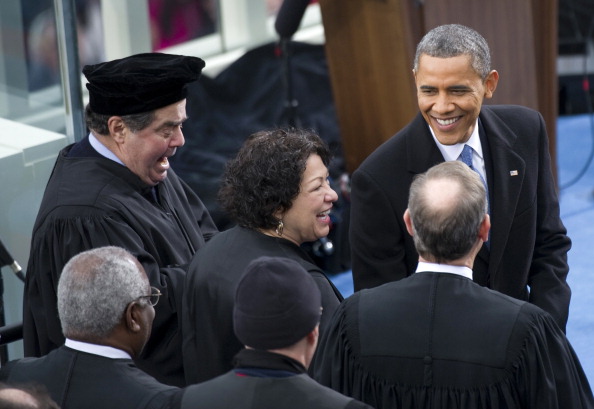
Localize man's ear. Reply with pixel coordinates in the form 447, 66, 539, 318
307, 325, 319, 344
306, 325, 319, 352
478, 214, 491, 242
403, 209, 414, 237
484, 70, 499, 99
107, 116, 127, 144
124, 302, 142, 333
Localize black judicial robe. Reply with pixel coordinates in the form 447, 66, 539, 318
23, 141, 218, 387
312, 272, 594, 409
182, 225, 343, 384
0, 346, 179, 409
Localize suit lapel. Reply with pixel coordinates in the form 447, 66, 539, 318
479, 108, 525, 279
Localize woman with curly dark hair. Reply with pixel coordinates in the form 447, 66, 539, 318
181, 128, 343, 384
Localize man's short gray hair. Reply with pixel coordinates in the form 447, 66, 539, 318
57, 246, 149, 339
84, 104, 155, 135
408, 161, 487, 263
413, 24, 492, 80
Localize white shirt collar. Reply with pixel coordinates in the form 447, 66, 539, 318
429, 119, 483, 162
415, 261, 473, 280
65, 338, 132, 359
89, 132, 125, 166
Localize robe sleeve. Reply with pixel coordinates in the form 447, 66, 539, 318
23, 212, 188, 385
514, 306, 594, 408
308, 270, 343, 333
178, 175, 219, 244
181, 253, 244, 384
24, 212, 134, 356
311, 294, 358, 396
526, 112, 571, 331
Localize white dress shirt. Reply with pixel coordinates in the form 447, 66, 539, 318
89, 132, 125, 165
428, 119, 488, 185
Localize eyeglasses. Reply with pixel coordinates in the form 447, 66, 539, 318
136, 286, 162, 307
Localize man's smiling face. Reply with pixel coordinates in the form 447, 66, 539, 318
414, 54, 498, 145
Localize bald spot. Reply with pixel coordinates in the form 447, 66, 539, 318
423, 177, 461, 214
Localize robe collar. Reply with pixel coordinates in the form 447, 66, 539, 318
65, 338, 132, 360
415, 261, 473, 280
232, 348, 307, 377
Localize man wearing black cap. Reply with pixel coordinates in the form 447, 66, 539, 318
23, 53, 218, 387
174, 256, 373, 409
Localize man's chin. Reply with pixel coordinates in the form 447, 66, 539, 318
148, 171, 168, 185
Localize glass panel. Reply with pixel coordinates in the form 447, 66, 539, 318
25, 0, 104, 91
0, 0, 104, 134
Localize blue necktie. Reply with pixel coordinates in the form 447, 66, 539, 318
459, 145, 488, 200
459, 144, 474, 168
459, 144, 490, 246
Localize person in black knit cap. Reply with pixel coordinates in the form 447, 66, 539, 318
175, 256, 373, 409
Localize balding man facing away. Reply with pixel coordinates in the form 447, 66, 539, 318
314, 161, 594, 409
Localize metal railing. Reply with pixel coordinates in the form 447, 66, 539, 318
0, 238, 25, 364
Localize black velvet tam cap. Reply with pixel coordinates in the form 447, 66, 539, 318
83, 52, 205, 116
233, 256, 322, 350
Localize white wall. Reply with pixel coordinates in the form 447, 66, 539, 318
0, 119, 67, 358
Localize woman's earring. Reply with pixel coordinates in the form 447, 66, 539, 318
275, 220, 284, 236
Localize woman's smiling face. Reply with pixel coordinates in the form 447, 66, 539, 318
279, 154, 338, 245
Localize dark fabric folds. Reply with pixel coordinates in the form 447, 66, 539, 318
0, 346, 179, 409
181, 225, 343, 385
312, 273, 594, 409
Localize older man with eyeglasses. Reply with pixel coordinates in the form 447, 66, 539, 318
0, 246, 179, 409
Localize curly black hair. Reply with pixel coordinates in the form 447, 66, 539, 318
218, 128, 331, 230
